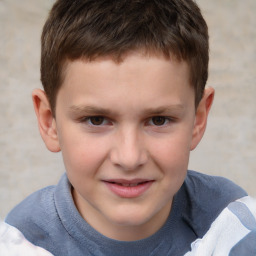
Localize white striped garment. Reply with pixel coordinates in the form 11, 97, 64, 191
185, 196, 256, 256
0, 221, 53, 256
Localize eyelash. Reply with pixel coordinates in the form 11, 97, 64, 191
147, 116, 171, 126
80, 116, 110, 126
80, 116, 174, 127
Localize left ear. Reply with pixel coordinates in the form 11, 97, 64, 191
190, 87, 215, 150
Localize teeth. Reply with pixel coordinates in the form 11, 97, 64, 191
130, 183, 139, 187
121, 183, 139, 187
121, 183, 130, 187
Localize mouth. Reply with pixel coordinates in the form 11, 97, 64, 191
103, 179, 154, 198
108, 180, 150, 186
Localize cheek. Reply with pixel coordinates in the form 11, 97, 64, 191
60, 134, 109, 178
149, 133, 191, 185
151, 134, 191, 167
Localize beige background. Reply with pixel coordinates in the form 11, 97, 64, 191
0, 0, 255, 219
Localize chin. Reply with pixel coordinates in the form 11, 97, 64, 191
108, 206, 154, 227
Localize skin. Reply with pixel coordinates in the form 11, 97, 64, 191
33, 52, 214, 241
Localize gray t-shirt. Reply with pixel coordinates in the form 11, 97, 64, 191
5, 170, 247, 256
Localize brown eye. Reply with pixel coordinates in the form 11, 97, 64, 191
151, 116, 167, 126
89, 116, 105, 125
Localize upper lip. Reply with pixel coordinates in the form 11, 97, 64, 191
103, 179, 154, 185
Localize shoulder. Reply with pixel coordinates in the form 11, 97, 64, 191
181, 170, 247, 237
4, 174, 80, 254
6, 185, 56, 217
5, 185, 57, 243
184, 196, 256, 255
5, 175, 71, 251
185, 170, 247, 202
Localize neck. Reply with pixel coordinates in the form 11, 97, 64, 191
72, 188, 172, 241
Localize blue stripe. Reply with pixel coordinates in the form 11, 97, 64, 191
228, 201, 256, 231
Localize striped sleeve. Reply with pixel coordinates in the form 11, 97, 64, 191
184, 196, 256, 256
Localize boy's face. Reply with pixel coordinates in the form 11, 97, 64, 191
34, 52, 213, 241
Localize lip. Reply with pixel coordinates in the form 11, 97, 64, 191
103, 179, 154, 198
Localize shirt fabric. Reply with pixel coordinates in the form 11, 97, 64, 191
184, 196, 256, 256
0, 221, 53, 256
5, 170, 247, 256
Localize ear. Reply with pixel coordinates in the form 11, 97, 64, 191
32, 89, 61, 152
190, 87, 215, 150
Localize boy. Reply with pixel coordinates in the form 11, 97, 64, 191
5, 0, 255, 255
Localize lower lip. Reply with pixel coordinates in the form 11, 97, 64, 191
104, 181, 154, 198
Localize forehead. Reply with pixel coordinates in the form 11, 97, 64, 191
57, 52, 194, 114
62, 51, 190, 85
62, 50, 189, 80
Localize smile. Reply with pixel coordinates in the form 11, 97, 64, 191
103, 179, 154, 198
117, 183, 142, 187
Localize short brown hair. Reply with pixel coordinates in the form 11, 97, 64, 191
41, 0, 209, 113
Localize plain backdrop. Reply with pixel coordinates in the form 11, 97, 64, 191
0, 0, 256, 219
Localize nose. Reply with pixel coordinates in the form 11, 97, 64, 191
110, 127, 148, 171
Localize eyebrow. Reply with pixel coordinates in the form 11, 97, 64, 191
69, 104, 185, 116
69, 105, 116, 116
142, 105, 185, 115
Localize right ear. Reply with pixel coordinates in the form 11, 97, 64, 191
32, 89, 61, 152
